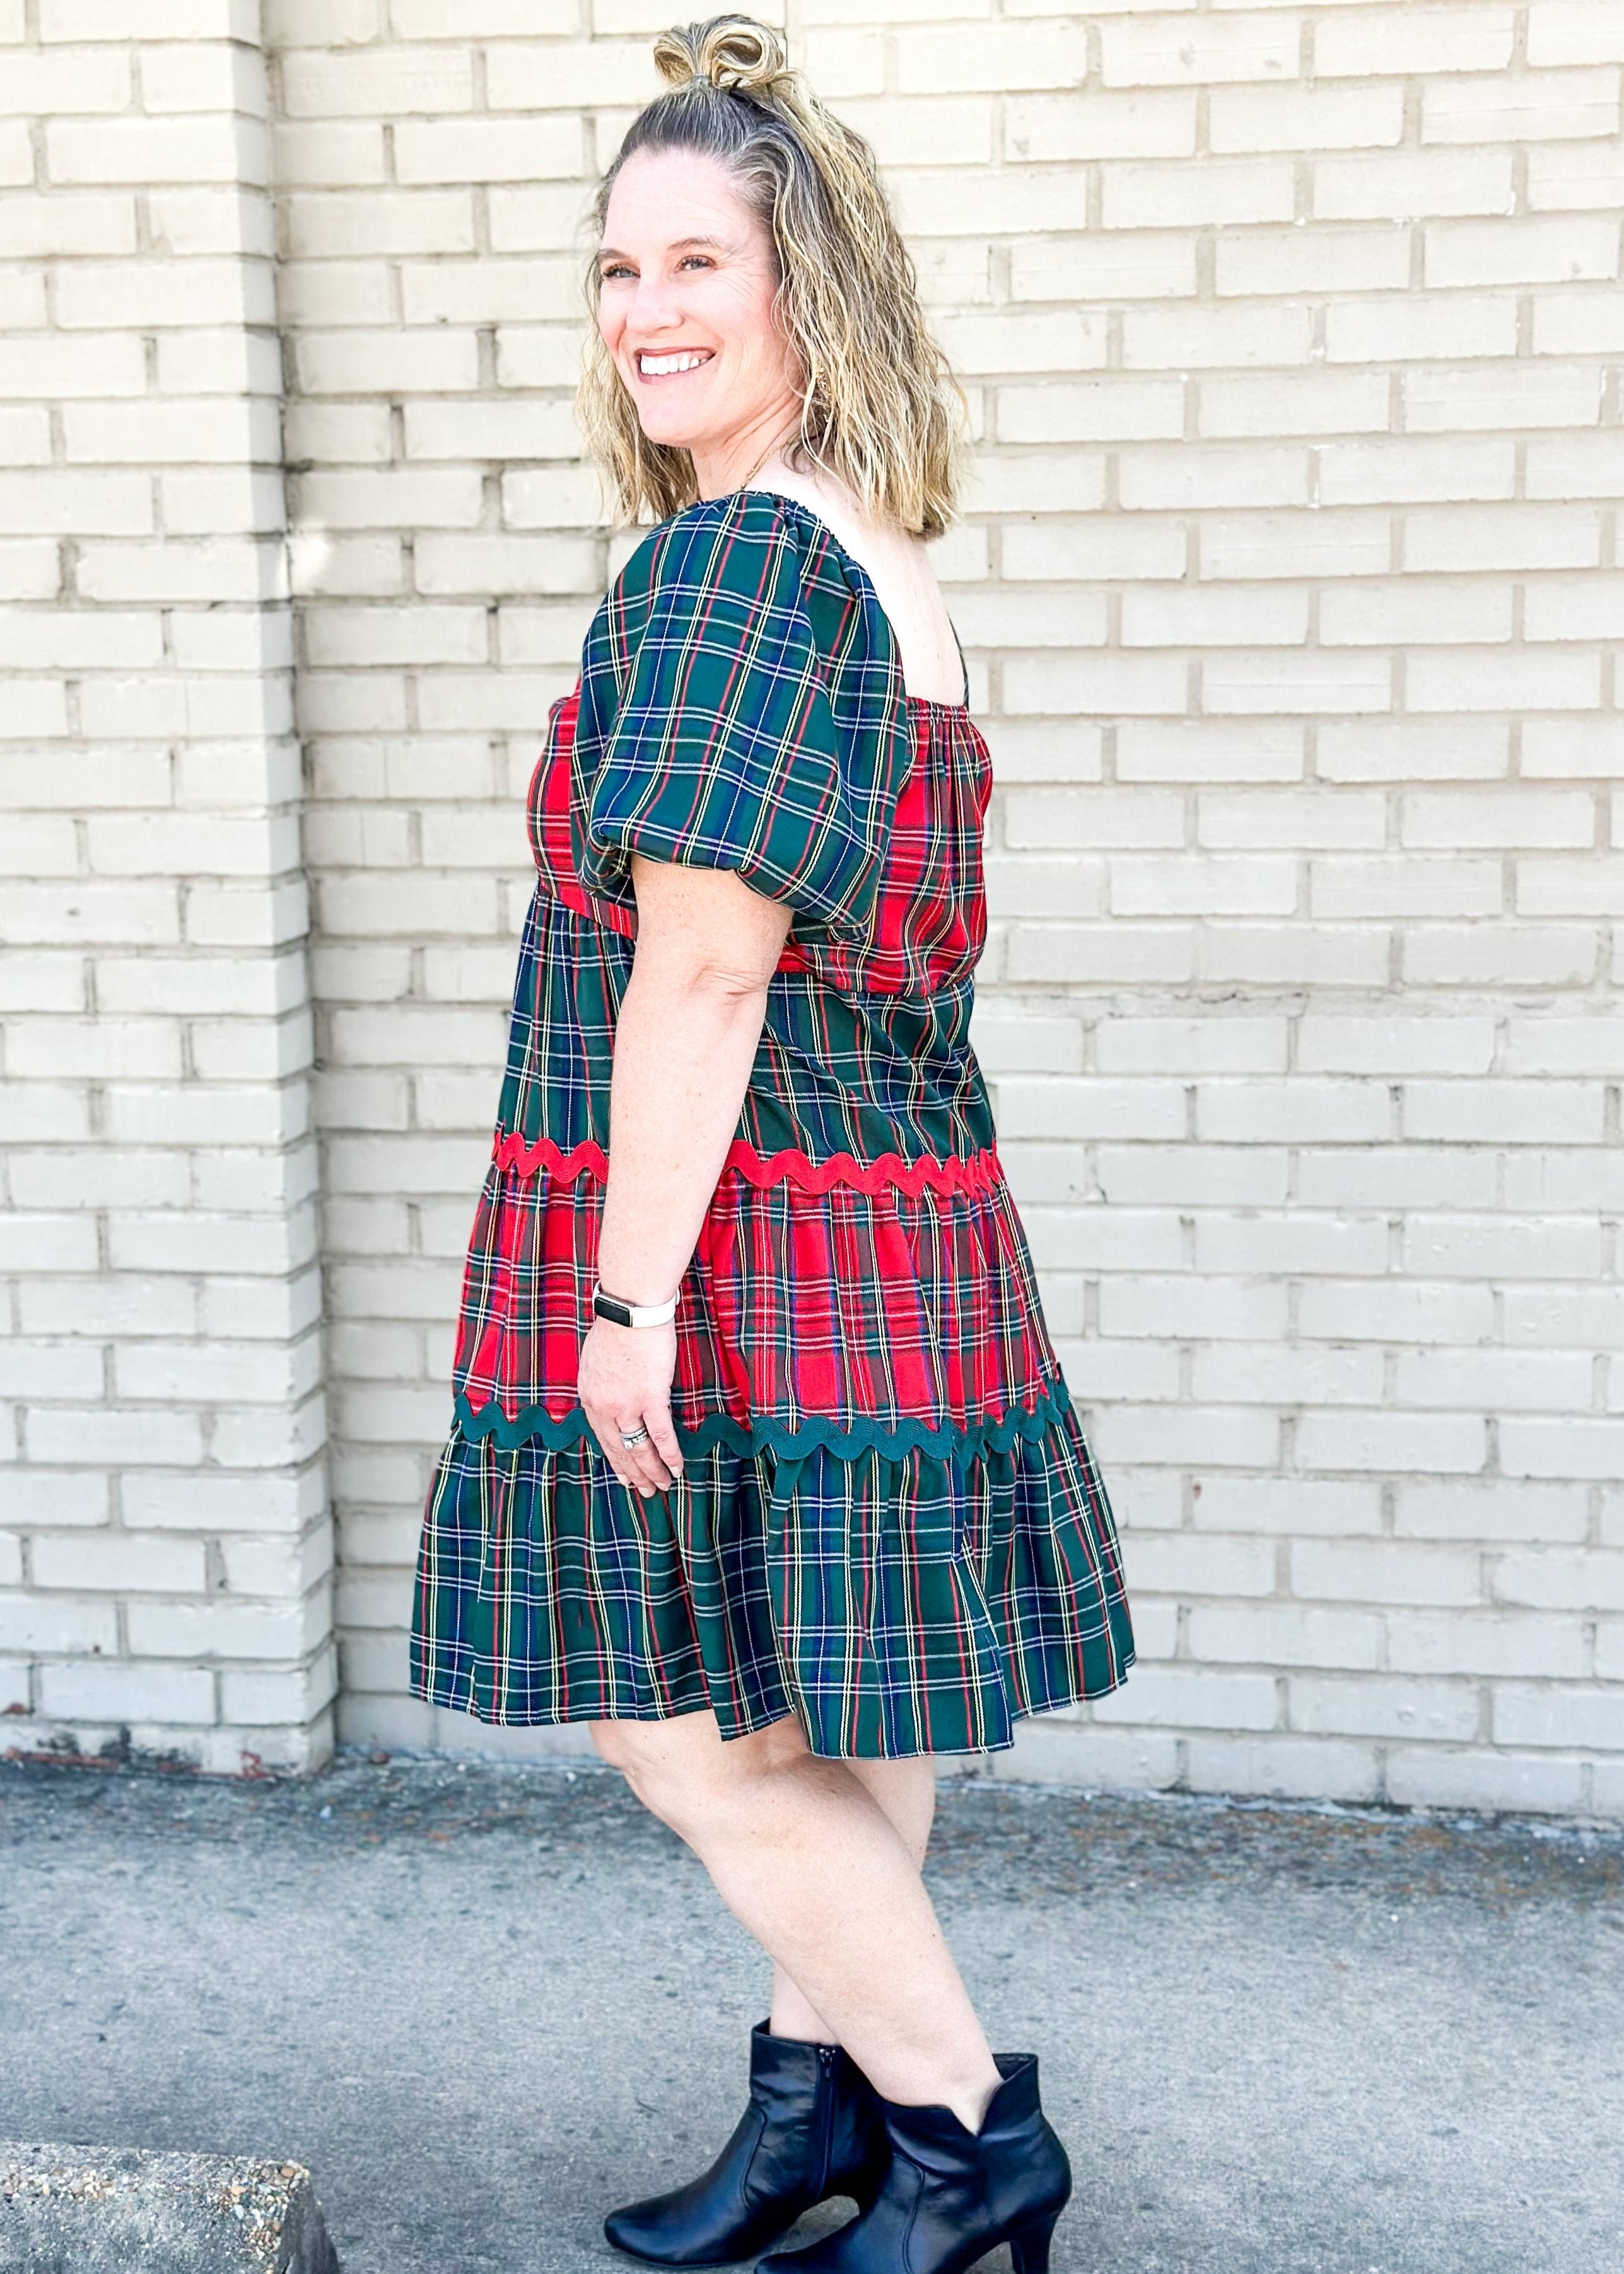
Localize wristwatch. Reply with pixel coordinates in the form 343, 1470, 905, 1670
591, 1280, 679, 1328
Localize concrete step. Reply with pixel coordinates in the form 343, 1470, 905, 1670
0, 2143, 339, 2274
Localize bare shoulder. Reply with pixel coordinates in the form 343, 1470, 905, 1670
747, 468, 966, 706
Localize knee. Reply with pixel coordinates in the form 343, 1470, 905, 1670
590, 1713, 810, 1837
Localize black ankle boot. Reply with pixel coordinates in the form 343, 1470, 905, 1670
756, 2054, 1072, 2274
604, 2020, 890, 2266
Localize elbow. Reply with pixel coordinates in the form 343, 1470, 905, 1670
672, 957, 776, 1007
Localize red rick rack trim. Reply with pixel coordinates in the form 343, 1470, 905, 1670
489, 1128, 1006, 1198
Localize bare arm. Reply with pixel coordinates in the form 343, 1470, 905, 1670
577, 852, 793, 1498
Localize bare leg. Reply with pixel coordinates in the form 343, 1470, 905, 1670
769, 1755, 937, 2043
593, 1711, 998, 2131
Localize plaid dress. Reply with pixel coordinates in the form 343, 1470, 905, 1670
410, 489, 1135, 1756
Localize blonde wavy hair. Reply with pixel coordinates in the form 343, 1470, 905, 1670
578, 15, 966, 537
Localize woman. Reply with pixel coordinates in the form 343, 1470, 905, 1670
410, 18, 1135, 2273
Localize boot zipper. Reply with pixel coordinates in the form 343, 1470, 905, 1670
815, 2044, 837, 2193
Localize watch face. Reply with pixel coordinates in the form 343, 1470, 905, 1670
595, 1292, 633, 1327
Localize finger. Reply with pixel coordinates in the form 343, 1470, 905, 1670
600, 1410, 671, 1497
647, 1405, 684, 1482
621, 1421, 675, 1497
585, 1408, 642, 1496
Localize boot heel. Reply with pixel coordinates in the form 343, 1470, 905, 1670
1008, 2210, 1062, 2274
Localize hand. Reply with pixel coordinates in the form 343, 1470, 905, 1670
577, 1315, 686, 1499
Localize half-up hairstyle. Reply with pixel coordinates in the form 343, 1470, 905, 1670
579, 15, 966, 537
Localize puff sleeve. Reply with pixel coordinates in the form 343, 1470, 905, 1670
575, 493, 903, 942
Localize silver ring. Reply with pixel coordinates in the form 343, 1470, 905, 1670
619, 1426, 650, 1447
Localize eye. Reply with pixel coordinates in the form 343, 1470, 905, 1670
677, 254, 715, 271
600, 261, 634, 281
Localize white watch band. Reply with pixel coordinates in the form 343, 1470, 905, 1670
592, 1280, 679, 1328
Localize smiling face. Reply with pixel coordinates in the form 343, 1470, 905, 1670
595, 145, 804, 495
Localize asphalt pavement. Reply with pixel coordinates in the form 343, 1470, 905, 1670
1, 1750, 1619, 2274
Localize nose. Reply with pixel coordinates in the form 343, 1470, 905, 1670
624, 269, 685, 339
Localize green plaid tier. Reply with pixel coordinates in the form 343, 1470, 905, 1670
411, 489, 1135, 1757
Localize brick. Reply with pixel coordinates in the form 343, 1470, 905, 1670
897, 21, 1087, 93
38, 1661, 216, 1723
1324, 292, 1517, 362
1294, 1539, 1482, 1606
1192, 1219, 1387, 1281
1316, 8, 1514, 78
990, 1075, 1186, 1143
1491, 1550, 1624, 1615
1114, 723, 1300, 787
947, 318, 1116, 386
1128, 300, 1319, 370
1528, 141, 1624, 215
1403, 1080, 1603, 1146
1401, 1219, 1601, 1291
1197, 371, 1387, 440
1528, 3, 1624, 67
1194, 1476, 1381, 1538
1292, 1675, 1478, 1744
1501, 1418, 1624, 1482
1101, 14, 1299, 88
1323, 579, 1515, 647
1387, 1747, 1586, 1815
281, 45, 473, 117
0, 44, 132, 110
31, 1533, 206, 1594
284, 190, 475, 259
0, 1584, 119, 1653
64, 399, 270, 467
124, 1470, 314, 1535
295, 329, 478, 396
47, 117, 258, 187
1112, 155, 1295, 231
1313, 147, 1514, 220
1422, 67, 1620, 146
1102, 1275, 1287, 1342
1121, 1532, 1276, 1598
1492, 1687, 1624, 1753
271, 120, 388, 188
1003, 790, 1178, 852
1388, 1612, 1584, 1680
1210, 81, 1402, 152
1012, 232, 1197, 306
1308, 857, 1499, 920
127, 1591, 323, 1664
1003, 923, 1195, 985
394, 115, 581, 184
26, 1408, 206, 1467
1125, 586, 1309, 648
1425, 214, 1619, 288
0, 192, 137, 257
1403, 925, 1596, 988
1518, 858, 1624, 918
1198, 926, 1390, 988
291, 469, 482, 530
1186, 1737, 1379, 1804
1397, 1482, 1587, 1546
1188, 1605, 1382, 1670
1195, 789, 1382, 852
402, 399, 581, 461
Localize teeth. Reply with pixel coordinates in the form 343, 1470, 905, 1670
640, 351, 709, 376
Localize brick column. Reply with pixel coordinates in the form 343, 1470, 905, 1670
0, 3, 333, 1774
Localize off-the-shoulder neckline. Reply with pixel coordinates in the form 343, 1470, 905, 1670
703, 484, 973, 717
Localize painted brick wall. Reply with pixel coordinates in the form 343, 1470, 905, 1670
0, 0, 334, 1774
4, 0, 1621, 1812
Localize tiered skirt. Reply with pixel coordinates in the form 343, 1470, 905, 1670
409, 895, 1135, 1757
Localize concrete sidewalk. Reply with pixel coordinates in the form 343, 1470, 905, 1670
1, 1752, 1618, 2274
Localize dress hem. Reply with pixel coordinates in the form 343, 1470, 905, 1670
406, 1659, 1137, 1761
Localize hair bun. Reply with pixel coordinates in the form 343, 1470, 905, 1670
653, 15, 793, 103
